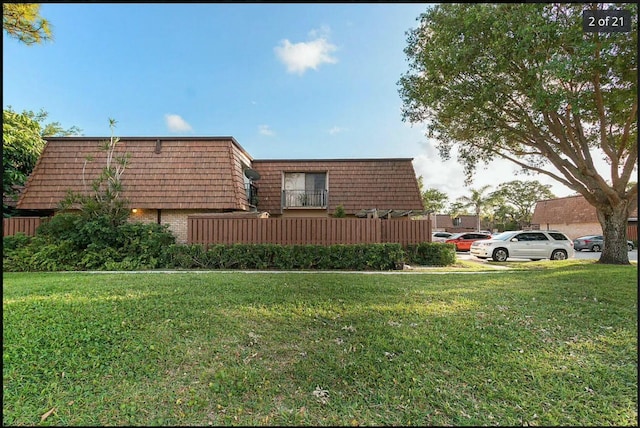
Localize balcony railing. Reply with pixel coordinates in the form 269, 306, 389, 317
282, 189, 327, 208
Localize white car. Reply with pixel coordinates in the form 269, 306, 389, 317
470, 230, 574, 262
432, 231, 454, 243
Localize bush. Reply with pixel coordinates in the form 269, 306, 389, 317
3, 233, 32, 252
3, 214, 176, 272
4, 216, 456, 272
404, 242, 456, 266
165, 243, 405, 271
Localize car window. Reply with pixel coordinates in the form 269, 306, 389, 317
513, 233, 530, 241
530, 232, 549, 241
492, 232, 516, 241
549, 232, 569, 241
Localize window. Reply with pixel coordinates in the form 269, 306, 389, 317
283, 172, 327, 208
515, 232, 549, 241
452, 217, 462, 227
548, 232, 569, 241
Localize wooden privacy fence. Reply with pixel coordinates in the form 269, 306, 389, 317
188, 217, 431, 247
628, 224, 637, 241
3, 217, 48, 237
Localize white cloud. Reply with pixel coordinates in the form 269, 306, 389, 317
274, 30, 338, 75
328, 126, 346, 135
412, 145, 577, 207
259, 125, 275, 136
164, 114, 193, 133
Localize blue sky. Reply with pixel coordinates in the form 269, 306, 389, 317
3, 2, 577, 202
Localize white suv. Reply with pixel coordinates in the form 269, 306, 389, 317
470, 230, 574, 262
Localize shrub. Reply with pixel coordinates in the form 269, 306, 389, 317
165, 243, 405, 271
3, 233, 32, 252
3, 214, 177, 272
404, 242, 456, 266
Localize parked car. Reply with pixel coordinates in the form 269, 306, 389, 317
431, 231, 454, 243
573, 235, 635, 252
445, 232, 492, 251
470, 230, 574, 261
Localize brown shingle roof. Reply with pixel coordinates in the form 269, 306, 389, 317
17, 137, 253, 211
252, 158, 424, 215
531, 194, 639, 224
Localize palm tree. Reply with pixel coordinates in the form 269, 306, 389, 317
455, 185, 495, 231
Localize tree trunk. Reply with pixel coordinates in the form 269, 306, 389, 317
596, 199, 631, 265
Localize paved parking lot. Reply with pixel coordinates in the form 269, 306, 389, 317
459, 249, 637, 262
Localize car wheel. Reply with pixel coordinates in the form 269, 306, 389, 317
551, 249, 567, 260
628, 243, 634, 251
492, 248, 508, 262
591, 244, 601, 252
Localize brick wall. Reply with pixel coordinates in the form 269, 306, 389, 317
160, 210, 192, 243
128, 209, 209, 243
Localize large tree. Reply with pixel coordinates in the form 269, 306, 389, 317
3, 108, 81, 213
3, 3, 52, 45
416, 176, 449, 213
399, 3, 637, 264
492, 180, 556, 229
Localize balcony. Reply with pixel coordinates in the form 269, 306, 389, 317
282, 189, 327, 208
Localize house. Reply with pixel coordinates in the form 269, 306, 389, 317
531, 194, 638, 240
16, 137, 425, 243
251, 159, 424, 218
431, 214, 481, 233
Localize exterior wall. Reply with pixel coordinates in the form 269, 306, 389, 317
129, 209, 158, 225
537, 222, 601, 240
129, 208, 224, 243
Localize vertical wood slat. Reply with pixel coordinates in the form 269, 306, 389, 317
3, 217, 48, 237
187, 217, 431, 246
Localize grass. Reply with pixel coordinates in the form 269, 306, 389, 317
3, 262, 637, 426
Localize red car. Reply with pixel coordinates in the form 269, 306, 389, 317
445, 232, 492, 251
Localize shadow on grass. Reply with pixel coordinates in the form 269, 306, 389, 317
2, 266, 637, 426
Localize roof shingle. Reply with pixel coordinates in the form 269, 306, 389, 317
17, 137, 253, 211
252, 158, 424, 215
531, 194, 638, 225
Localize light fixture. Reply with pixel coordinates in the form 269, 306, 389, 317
132, 208, 139, 214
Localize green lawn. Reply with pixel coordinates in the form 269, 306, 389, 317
3, 262, 637, 426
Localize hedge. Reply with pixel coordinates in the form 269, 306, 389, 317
162, 243, 407, 271
4, 217, 457, 271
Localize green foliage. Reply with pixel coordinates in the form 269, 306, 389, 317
417, 176, 449, 213
59, 118, 131, 226
455, 185, 497, 230
2, 232, 32, 251
3, 3, 52, 45
333, 204, 347, 218
3, 213, 176, 271
2, 109, 47, 206
2, 107, 81, 215
490, 180, 555, 228
164, 243, 407, 271
399, 3, 638, 263
404, 242, 456, 266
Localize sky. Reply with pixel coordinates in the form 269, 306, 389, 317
3, 2, 582, 204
